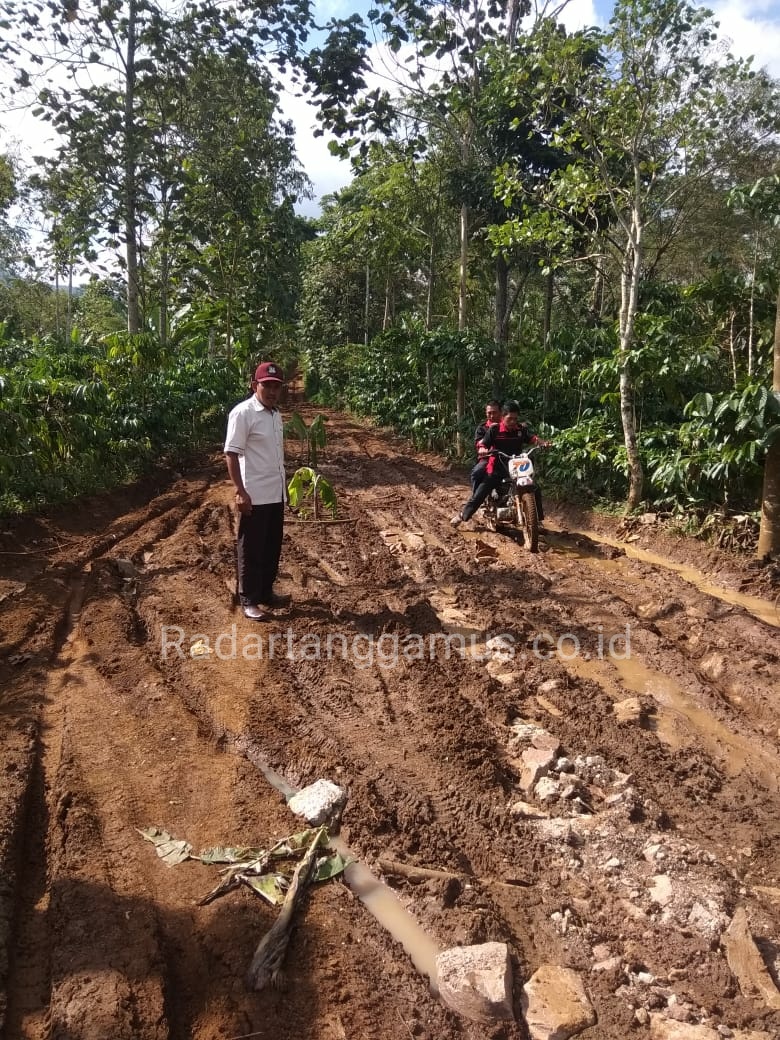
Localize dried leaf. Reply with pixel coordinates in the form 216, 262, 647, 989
190, 639, 213, 657
198, 845, 265, 864
273, 827, 328, 855
199, 870, 243, 906
138, 827, 193, 866
242, 873, 289, 906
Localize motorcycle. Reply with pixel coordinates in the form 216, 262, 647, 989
481, 447, 543, 552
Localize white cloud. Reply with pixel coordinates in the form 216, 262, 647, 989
554, 0, 601, 33
277, 83, 354, 217
709, 0, 780, 76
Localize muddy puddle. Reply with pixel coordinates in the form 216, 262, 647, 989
549, 526, 780, 628
558, 649, 779, 790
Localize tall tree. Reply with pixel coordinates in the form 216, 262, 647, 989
3, 0, 313, 332
494, 0, 776, 509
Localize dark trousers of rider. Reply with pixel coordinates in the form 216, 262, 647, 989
462, 472, 504, 520
470, 459, 488, 493
461, 473, 545, 522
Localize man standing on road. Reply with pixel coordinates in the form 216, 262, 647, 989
225, 362, 291, 621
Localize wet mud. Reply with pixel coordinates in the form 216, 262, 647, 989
1, 410, 779, 1039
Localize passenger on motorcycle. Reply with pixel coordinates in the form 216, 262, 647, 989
470, 398, 502, 493
451, 401, 548, 525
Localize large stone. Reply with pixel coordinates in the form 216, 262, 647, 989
723, 906, 780, 1010
287, 779, 346, 825
531, 730, 561, 755
649, 874, 674, 907
698, 651, 727, 681
648, 1015, 718, 1039
613, 697, 643, 723
535, 777, 562, 803
436, 942, 514, 1023
520, 747, 557, 793
522, 964, 596, 1040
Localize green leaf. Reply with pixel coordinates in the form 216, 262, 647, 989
138, 827, 193, 866
314, 852, 351, 881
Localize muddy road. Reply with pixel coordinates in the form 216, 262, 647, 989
1, 409, 779, 1040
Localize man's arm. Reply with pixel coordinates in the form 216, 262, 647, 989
480, 425, 498, 451
474, 423, 489, 456
225, 452, 252, 515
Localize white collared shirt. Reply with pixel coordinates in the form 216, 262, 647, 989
224, 394, 286, 504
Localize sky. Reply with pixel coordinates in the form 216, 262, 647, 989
286, 0, 780, 216
2, 0, 780, 221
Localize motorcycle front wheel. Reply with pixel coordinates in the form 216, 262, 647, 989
515, 490, 539, 553
483, 499, 497, 532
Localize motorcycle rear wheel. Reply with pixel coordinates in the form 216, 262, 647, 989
515, 490, 539, 553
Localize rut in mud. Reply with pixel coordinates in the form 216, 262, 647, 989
1, 408, 779, 1040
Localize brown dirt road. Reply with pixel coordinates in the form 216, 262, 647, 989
1, 408, 779, 1040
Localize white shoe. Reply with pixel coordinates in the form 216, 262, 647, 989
243, 605, 268, 621
450, 513, 463, 527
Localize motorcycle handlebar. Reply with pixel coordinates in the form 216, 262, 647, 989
487, 444, 550, 458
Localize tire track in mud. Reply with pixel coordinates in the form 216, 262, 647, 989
3, 419, 780, 1039
306, 451, 780, 1027
0, 482, 245, 1040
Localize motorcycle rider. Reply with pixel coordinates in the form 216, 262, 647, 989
451, 400, 548, 525
470, 398, 502, 493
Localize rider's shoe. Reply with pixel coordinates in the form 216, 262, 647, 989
450, 513, 463, 527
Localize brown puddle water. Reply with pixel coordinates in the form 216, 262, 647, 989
560, 653, 778, 791
554, 527, 779, 629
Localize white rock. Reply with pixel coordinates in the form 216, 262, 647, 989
436, 942, 514, 1023
592, 956, 622, 973
538, 679, 561, 695
287, 779, 346, 825
522, 964, 596, 1040
509, 800, 550, 819
688, 901, 727, 939
649, 1014, 719, 1039
535, 777, 562, 803
698, 652, 727, 681
521, 747, 557, 793
649, 875, 674, 907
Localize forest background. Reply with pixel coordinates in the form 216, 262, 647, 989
0, 0, 778, 554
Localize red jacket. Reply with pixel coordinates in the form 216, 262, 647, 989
481, 421, 537, 476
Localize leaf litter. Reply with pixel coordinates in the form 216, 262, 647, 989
139, 824, 352, 987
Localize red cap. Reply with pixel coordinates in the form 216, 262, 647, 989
254, 361, 284, 383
